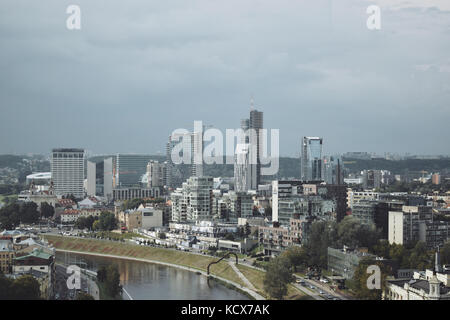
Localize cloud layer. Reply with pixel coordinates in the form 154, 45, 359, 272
0, 0, 449, 156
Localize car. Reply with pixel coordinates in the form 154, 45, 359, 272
295, 279, 302, 283
319, 290, 324, 294
309, 285, 315, 289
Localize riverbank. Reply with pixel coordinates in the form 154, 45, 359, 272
45, 235, 267, 299
46, 235, 308, 300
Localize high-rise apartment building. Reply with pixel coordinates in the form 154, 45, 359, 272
300, 137, 323, 181
51, 148, 85, 198
234, 144, 251, 192
171, 176, 214, 222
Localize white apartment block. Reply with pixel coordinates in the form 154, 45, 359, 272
51, 148, 85, 198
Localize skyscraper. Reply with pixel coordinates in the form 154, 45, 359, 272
51, 148, 85, 198
249, 108, 263, 189
323, 155, 344, 185
234, 143, 251, 192
300, 137, 323, 181
235, 102, 263, 191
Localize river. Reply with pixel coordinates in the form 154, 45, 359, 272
55, 252, 250, 300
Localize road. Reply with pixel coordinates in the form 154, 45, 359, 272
292, 274, 349, 300
54, 263, 99, 300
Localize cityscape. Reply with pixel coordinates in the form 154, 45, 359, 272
1, 0, 450, 309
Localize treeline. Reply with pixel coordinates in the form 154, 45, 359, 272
120, 198, 165, 211
343, 158, 450, 175
75, 212, 117, 231
262, 216, 381, 299
262, 216, 448, 299
376, 180, 450, 194
0, 202, 54, 230
0, 184, 24, 195
0, 274, 41, 300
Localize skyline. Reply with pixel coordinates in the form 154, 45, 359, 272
1, 0, 450, 156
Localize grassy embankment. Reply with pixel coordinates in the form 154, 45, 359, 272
236, 264, 306, 300
45, 235, 308, 300
45, 235, 245, 287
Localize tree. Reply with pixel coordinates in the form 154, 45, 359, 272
92, 220, 100, 231
105, 265, 121, 298
280, 246, 308, 272
97, 212, 117, 231
244, 222, 251, 238
441, 241, 450, 265
224, 233, 235, 241
10, 275, 41, 300
0, 273, 13, 300
372, 240, 391, 259
348, 258, 391, 300
40, 202, 54, 219
408, 241, 433, 270
97, 266, 107, 282
75, 215, 97, 230
19, 202, 39, 224
336, 216, 380, 250
304, 220, 337, 269
263, 256, 293, 299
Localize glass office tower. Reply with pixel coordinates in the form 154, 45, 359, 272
300, 137, 323, 181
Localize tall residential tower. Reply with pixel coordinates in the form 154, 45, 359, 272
51, 148, 85, 198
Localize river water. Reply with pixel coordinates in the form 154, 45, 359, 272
56, 252, 250, 300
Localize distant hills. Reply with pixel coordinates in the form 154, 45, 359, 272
0, 154, 448, 183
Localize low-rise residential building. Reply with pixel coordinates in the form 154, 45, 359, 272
117, 204, 163, 231
113, 187, 162, 201
169, 220, 238, 238
259, 224, 292, 256
217, 238, 258, 254
60, 209, 80, 224
347, 189, 379, 209
13, 249, 55, 299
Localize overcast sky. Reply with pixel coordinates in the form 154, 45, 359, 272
1, 0, 449, 157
